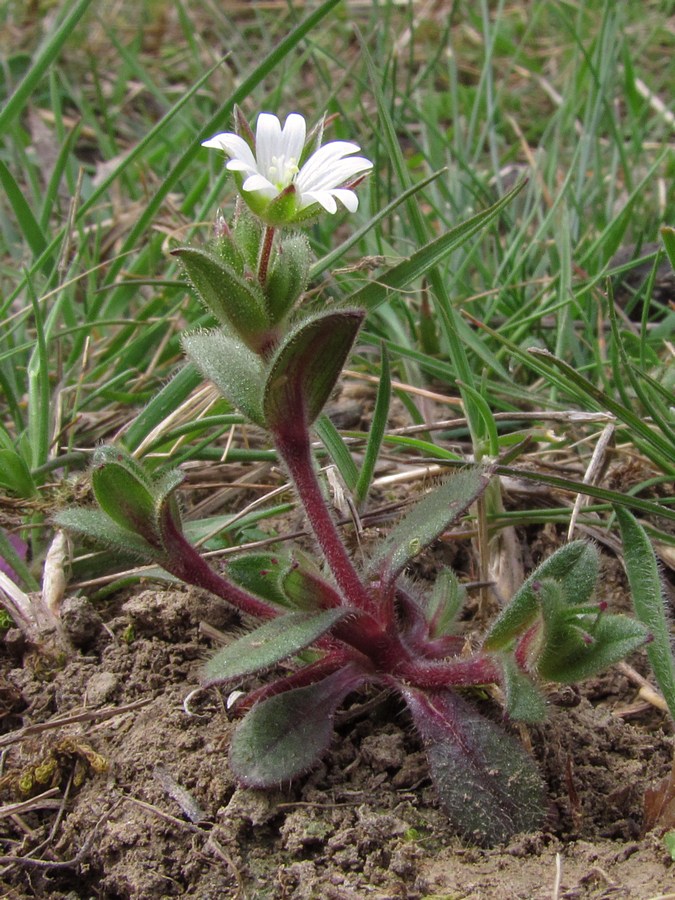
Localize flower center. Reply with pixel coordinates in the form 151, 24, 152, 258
266, 154, 299, 191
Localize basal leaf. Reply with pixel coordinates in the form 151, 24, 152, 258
203, 609, 347, 685
402, 686, 546, 846
484, 541, 599, 651
230, 665, 366, 786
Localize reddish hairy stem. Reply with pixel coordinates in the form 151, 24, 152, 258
160, 515, 279, 620
394, 654, 501, 688
274, 428, 374, 613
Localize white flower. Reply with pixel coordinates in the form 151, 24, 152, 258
202, 112, 372, 217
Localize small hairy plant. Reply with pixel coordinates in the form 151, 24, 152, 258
58, 110, 650, 846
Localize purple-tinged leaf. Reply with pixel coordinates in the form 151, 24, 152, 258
230, 664, 366, 787
402, 687, 546, 846
203, 608, 348, 685
264, 309, 364, 432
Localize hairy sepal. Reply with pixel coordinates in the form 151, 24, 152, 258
368, 467, 490, 587
484, 541, 599, 651
402, 687, 546, 846
203, 609, 348, 686
230, 665, 366, 787
182, 329, 265, 426
263, 309, 364, 431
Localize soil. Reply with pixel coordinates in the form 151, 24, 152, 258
1, 539, 674, 899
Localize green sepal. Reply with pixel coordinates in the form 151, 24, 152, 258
500, 655, 547, 722
232, 212, 264, 271
264, 233, 312, 324
230, 666, 366, 787
425, 569, 465, 639
264, 308, 364, 430
182, 329, 265, 426
211, 230, 246, 276
55, 507, 158, 561
262, 184, 300, 226
367, 467, 491, 587
203, 608, 348, 685
91, 446, 158, 544
484, 541, 599, 651
172, 246, 270, 349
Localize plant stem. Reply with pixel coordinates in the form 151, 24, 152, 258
275, 428, 374, 612
394, 655, 501, 688
160, 515, 278, 620
258, 225, 275, 286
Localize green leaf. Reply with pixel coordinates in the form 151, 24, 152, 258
484, 541, 599, 651
0, 161, 50, 271
616, 506, 675, 721
91, 446, 158, 541
224, 553, 290, 607
0, 448, 36, 497
425, 569, 465, 639
368, 467, 490, 585
519, 578, 648, 684
182, 329, 265, 426
500, 656, 547, 722
314, 415, 360, 492
264, 309, 364, 430
281, 555, 344, 611
403, 687, 546, 846
661, 226, 675, 272
173, 247, 269, 346
56, 507, 157, 560
230, 666, 366, 787
203, 609, 348, 685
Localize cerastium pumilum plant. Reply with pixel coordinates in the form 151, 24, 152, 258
59, 111, 650, 845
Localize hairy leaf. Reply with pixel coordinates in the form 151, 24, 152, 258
368, 467, 490, 586
615, 506, 675, 720
402, 687, 546, 846
484, 541, 599, 651
172, 246, 269, 344
56, 507, 157, 561
230, 666, 366, 786
203, 609, 348, 685
264, 309, 364, 430
182, 329, 265, 426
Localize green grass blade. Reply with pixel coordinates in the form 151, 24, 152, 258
0, 0, 96, 133
314, 416, 359, 494
0, 161, 50, 268
345, 182, 525, 312
615, 506, 675, 721
355, 344, 391, 507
